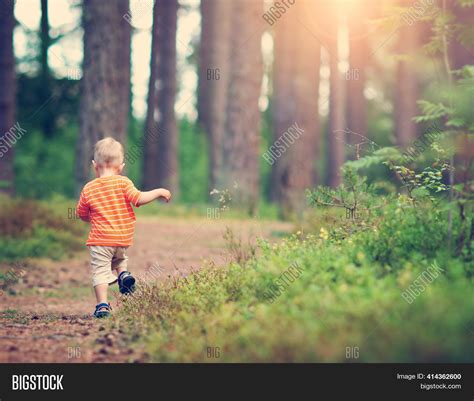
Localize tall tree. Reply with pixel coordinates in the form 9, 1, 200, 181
39, 0, 54, 137
270, 0, 321, 212
143, 0, 178, 194
221, 0, 263, 213
197, 0, 211, 130
143, 0, 160, 189
448, 0, 473, 185
395, 0, 420, 147
449, 0, 474, 70
118, 0, 131, 121
198, 0, 231, 193
0, 0, 16, 195
325, 8, 345, 187
40, 0, 51, 79
76, 0, 131, 190
346, 8, 369, 150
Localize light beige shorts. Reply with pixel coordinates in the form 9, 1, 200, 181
89, 246, 129, 287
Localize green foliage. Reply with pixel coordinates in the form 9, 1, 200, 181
125, 117, 145, 186
458, 0, 474, 7
14, 126, 78, 198
0, 195, 86, 260
114, 201, 473, 361
16, 74, 80, 139
178, 119, 209, 203
358, 200, 449, 266
259, 107, 274, 200
414, 100, 453, 123
422, 5, 455, 56
415, 66, 474, 131
306, 167, 387, 241
344, 147, 402, 171
308, 167, 372, 211
390, 164, 450, 201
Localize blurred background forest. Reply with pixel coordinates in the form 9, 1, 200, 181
0, 0, 471, 213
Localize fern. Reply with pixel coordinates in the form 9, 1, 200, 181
414, 100, 451, 122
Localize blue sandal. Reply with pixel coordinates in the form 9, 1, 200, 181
118, 271, 136, 295
94, 302, 111, 318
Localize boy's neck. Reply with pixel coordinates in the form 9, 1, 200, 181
98, 169, 119, 178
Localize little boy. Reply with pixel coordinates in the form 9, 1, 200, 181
76, 137, 171, 318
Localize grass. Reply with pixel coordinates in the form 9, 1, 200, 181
0, 195, 87, 261
1, 309, 32, 325
134, 200, 281, 221
2, 191, 471, 362
19, 285, 93, 300
111, 200, 473, 362
0, 194, 283, 262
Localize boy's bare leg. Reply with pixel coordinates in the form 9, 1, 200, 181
94, 283, 108, 305
116, 266, 127, 275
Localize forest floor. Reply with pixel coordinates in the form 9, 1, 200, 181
0, 216, 292, 363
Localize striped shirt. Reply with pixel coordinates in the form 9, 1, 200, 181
76, 175, 141, 246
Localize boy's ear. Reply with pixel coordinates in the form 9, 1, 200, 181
92, 160, 97, 168
119, 163, 125, 173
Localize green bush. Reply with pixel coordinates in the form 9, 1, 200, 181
114, 201, 473, 362
357, 200, 451, 267
0, 195, 86, 261
14, 126, 78, 199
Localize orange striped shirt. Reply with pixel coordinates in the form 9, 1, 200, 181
76, 175, 141, 246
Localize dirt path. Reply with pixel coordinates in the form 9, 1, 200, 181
0, 217, 291, 362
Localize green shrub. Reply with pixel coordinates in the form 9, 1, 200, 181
0, 195, 86, 261
114, 211, 473, 362
357, 200, 451, 267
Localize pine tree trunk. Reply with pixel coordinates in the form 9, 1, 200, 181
40, 0, 54, 137
270, 0, 320, 213
143, 0, 178, 194
198, 0, 231, 194
449, 0, 473, 185
143, 0, 160, 189
327, 17, 345, 187
197, 0, 211, 130
450, 0, 474, 70
347, 14, 368, 151
118, 0, 131, 125
0, 0, 15, 195
395, 4, 419, 147
222, 0, 263, 213
76, 0, 131, 191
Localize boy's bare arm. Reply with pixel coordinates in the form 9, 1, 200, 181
137, 188, 172, 206
78, 214, 90, 222
76, 190, 91, 221
76, 205, 90, 221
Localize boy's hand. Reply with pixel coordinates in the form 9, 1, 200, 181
137, 188, 172, 206
158, 189, 172, 202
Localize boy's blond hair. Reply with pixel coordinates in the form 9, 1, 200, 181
94, 137, 124, 166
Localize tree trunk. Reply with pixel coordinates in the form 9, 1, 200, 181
40, 0, 54, 137
395, 1, 419, 147
197, 0, 211, 130
76, 0, 131, 191
0, 0, 15, 195
198, 0, 231, 194
346, 12, 368, 151
117, 0, 131, 124
450, 0, 474, 70
221, 0, 263, 213
143, 0, 160, 188
270, 0, 321, 213
449, 0, 473, 185
326, 15, 345, 187
40, 0, 50, 80
143, 0, 178, 194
